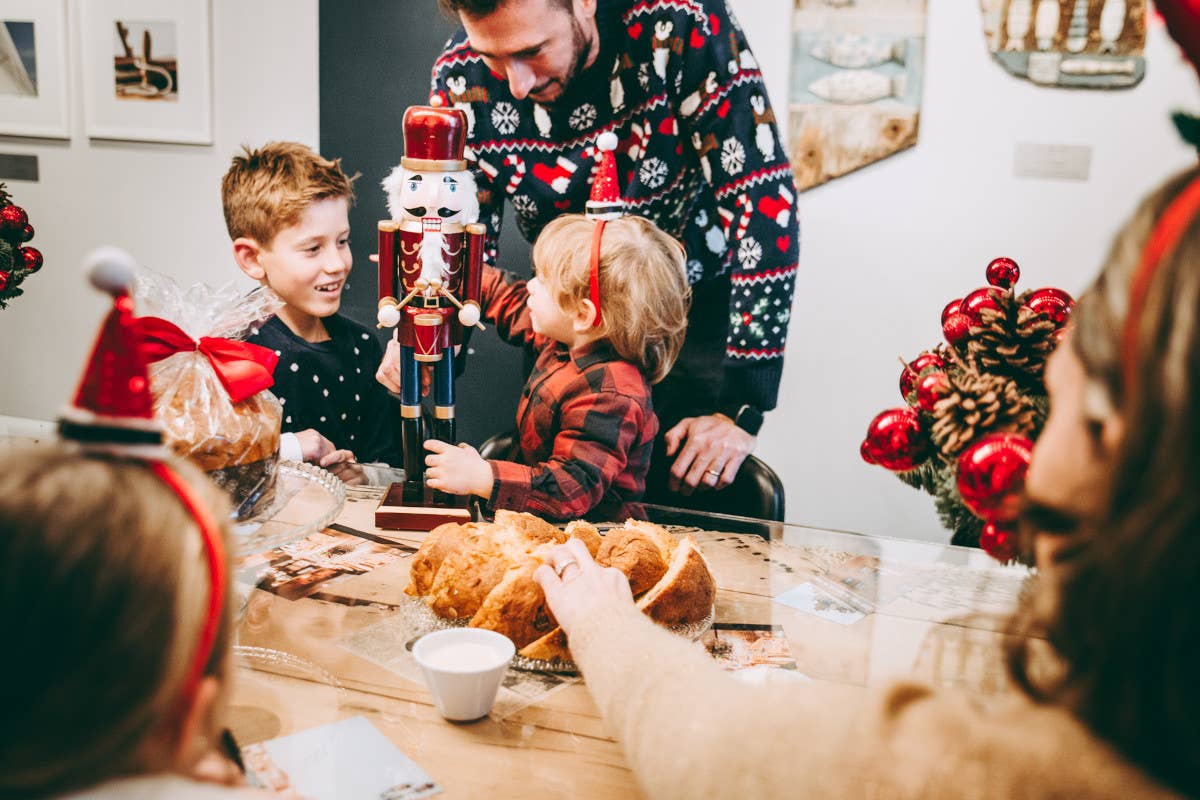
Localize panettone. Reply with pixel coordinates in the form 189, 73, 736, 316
152, 359, 282, 519
405, 513, 716, 661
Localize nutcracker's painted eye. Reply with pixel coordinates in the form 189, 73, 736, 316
408, 181, 419, 192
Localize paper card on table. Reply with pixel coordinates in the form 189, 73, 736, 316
241, 716, 440, 800
237, 529, 413, 602
774, 582, 867, 626
701, 623, 799, 671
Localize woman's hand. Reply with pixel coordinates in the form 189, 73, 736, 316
534, 538, 634, 635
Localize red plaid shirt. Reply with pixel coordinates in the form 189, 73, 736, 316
479, 266, 656, 521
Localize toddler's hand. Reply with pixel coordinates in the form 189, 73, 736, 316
320, 449, 366, 485
424, 440, 492, 497
376, 338, 401, 393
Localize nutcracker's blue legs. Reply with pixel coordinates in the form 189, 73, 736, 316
399, 346, 423, 488
433, 347, 456, 445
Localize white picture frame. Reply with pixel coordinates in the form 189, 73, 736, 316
0, 0, 70, 139
78, 0, 212, 145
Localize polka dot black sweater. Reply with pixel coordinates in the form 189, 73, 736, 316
248, 314, 402, 465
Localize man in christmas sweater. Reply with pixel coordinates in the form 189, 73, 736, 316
424, 0, 799, 496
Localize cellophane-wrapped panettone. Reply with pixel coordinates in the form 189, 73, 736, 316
134, 272, 285, 520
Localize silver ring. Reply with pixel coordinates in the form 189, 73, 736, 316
553, 557, 578, 578
705, 469, 722, 478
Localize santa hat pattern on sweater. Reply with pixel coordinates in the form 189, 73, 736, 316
58, 247, 165, 454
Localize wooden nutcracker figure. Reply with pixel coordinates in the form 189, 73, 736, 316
376, 105, 485, 527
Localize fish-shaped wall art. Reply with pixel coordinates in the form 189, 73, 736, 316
810, 34, 907, 69
808, 69, 907, 104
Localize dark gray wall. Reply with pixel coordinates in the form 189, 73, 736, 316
319, 0, 533, 446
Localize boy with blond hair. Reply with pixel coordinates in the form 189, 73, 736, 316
224, 141, 400, 479
423, 213, 690, 520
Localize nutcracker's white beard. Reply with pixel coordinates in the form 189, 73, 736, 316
419, 228, 449, 288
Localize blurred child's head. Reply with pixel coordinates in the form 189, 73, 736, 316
0, 446, 235, 798
531, 214, 690, 383
224, 141, 357, 324
1013, 165, 1200, 795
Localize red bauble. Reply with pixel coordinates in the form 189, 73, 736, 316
985, 257, 1020, 290
0, 204, 28, 238
899, 351, 945, 399
1022, 287, 1074, 327
863, 407, 928, 472
980, 521, 1018, 562
956, 433, 1034, 520
960, 286, 1003, 325
943, 312, 971, 347
20, 246, 42, 273
0, 270, 8, 291
941, 298, 962, 326
860, 439, 876, 464
916, 371, 950, 412
20, 223, 33, 243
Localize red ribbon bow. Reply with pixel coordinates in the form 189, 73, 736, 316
134, 316, 279, 404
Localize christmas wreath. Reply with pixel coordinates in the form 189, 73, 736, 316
861, 258, 1073, 561
0, 184, 43, 309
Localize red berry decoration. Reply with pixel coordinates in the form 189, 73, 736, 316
960, 286, 1003, 326
943, 312, 971, 347
20, 223, 33, 243
859, 439, 876, 465
863, 407, 928, 472
0, 270, 8, 291
980, 521, 1018, 562
916, 371, 950, 412
1022, 287, 1074, 327
899, 351, 945, 398
955, 433, 1033, 520
0, 203, 28, 237
20, 246, 42, 273
941, 298, 962, 326
985, 257, 1020, 290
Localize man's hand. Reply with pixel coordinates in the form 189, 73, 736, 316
424, 439, 493, 497
294, 428, 336, 464
663, 413, 756, 495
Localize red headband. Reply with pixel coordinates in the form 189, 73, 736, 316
589, 219, 605, 327
150, 461, 228, 705
1121, 175, 1200, 391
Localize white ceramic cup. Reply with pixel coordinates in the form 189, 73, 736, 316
412, 628, 515, 721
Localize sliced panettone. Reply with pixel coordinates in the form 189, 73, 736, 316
405, 521, 480, 597
563, 519, 602, 557
596, 520, 674, 596
518, 626, 571, 663
469, 552, 557, 649
635, 535, 715, 626
495, 509, 568, 545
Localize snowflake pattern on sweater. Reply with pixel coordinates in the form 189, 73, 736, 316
431, 0, 800, 412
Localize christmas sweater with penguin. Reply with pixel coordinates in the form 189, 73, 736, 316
430, 0, 800, 415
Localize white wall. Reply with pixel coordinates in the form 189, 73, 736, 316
2, 0, 1197, 544
0, 0, 316, 420
735, 0, 1200, 541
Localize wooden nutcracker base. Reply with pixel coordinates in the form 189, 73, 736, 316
375, 480, 472, 531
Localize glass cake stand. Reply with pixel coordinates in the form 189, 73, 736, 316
234, 460, 346, 557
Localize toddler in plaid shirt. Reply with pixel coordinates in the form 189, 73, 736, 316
424, 214, 690, 521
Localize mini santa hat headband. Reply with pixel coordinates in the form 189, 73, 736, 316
1120, 174, 1200, 397
584, 132, 624, 328
58, 247, 227, 708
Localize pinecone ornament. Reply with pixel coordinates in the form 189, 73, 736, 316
929, 367, 1043, 461
963, 290, 1061, 388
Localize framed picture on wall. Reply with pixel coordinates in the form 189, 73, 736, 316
0, 0, 70, 139
78, 0, 212, 144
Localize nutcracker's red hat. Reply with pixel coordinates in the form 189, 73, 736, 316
401, 105, 469, 172
57, 247, 227, 713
